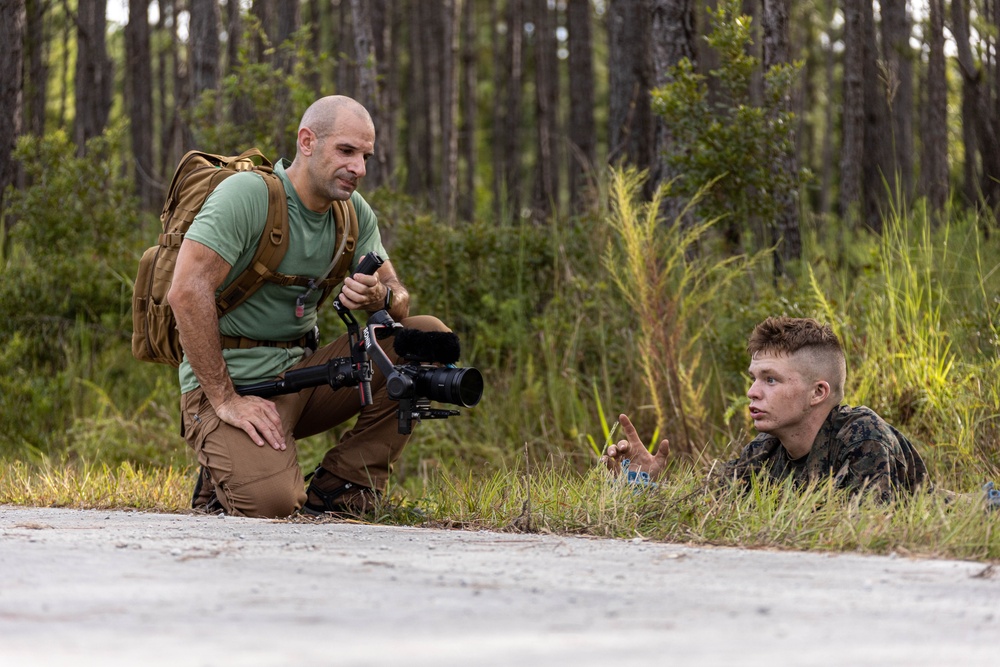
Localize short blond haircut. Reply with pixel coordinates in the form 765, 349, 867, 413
747, 317, 847, 401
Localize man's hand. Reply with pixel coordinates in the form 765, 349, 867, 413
215, 394, 287, 451
338, 271, 387, 311
600, 414, 670, 481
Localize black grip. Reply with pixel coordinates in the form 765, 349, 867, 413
354, 251, 384, 276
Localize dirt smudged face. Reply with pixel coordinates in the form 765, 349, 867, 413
747, 350, 815, 441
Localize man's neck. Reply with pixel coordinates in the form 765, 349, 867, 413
776, 405, 835, 460
283, 162, 333, 214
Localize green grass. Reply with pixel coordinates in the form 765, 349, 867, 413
4, 459, 997, 562
2, 166, 1000, 562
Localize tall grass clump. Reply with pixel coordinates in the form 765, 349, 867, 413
603, 167, 767, 459
843, 201, 1000, 486
387, 187, 641, 472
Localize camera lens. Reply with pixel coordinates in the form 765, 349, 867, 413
414, 367, 483, 407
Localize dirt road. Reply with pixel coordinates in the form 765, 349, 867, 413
1, 506, 997, 666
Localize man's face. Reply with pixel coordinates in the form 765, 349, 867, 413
307, 113, 375, 202
746, 351, 815, 437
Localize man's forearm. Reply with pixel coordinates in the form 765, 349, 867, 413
173, 289, 236, 409
383, 277, 410, 321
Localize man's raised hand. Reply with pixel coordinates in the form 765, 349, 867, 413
600, 413, 670, 481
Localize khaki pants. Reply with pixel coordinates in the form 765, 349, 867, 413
180, 315, 449, 518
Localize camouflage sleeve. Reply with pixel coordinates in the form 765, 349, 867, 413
833, 439, 897, 503
708, 436, 780, 486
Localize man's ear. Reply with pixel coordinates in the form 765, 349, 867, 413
298, 128, 317, 156
810, 380, 831, 406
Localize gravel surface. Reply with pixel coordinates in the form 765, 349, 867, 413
1, 505, 998, 666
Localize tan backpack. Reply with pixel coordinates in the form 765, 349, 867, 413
131, 148, 358, 367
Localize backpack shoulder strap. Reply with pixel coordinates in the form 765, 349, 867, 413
255, 198, 359, 294
317, 199, 360, 306
214, 169, 289, 315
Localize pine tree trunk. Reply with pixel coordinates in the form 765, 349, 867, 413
497, 0, 524, 218
458, 0, 477, 221
439, 0, 461, 224
880, 0, 914, 200
608, 0, 654, 177
920, 0, 948, 217
405, 0, 434, 198
0, 0, 24, 229
839, 0, 864, 224
861, 0, 891, 232
74, 0, 112, 154
23, 0, 47, 138
819, 0, 836, 218
189, 0, 220, 119
126, 0, 157, 209
274, 0, 299, 158
650, 0, 696, 221
566, 0, 596, 213
761, 0, 801, 270
952, 0, 1000, 212
227, 0, 252, 127
532, 0, 559, 221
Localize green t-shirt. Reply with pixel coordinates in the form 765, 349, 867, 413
178, 159, 387, 393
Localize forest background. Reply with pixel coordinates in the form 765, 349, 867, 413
1, 0, 999, 520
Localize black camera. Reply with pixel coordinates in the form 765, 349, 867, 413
236, 252, 482, 434
382, 327, 483, 433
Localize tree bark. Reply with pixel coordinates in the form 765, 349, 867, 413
0, 0, 25, 228
566, 0, 595, 213
74, 0, 112, 154
274, 0, 299, 158
608, 0, 654, 177
170, 0, 192, 156
351, 0, 387, 188
839, 0, 864, 224
649, 0, 696, 220
23, 0, 47, 138
819, 0, 836, 218
376, 0, 399, 182
155, 0, 171, 178
920, 0, 948, 217
761, 0, 801, 269
336, 0, 356, 96
496, 0, 524, 218
880, 0, 914, 200
405, 0, 432, 197
952, 0, 1000, 211
439, 0, 461, 223
126, 0, 157, 209
532, 0, 559, 221
251, 0, 273, 64
189, 0, 220, 118
861, 0, 891, 232
226, 0, 253, 127
458, 0, 477, 221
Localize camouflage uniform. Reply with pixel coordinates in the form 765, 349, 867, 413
718, 404, 929, 502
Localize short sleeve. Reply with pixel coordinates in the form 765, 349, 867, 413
185, 172, 270, 267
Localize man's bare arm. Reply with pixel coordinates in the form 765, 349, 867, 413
167, 239, 286, 450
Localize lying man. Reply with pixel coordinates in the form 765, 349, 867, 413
602, 316, 929, 501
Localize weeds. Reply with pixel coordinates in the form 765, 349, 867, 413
3, 163, 1000, 561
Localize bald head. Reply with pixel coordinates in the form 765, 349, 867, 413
296, 96, 374, 152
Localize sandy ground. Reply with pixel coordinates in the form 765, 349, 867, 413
1, 505, 998, 666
